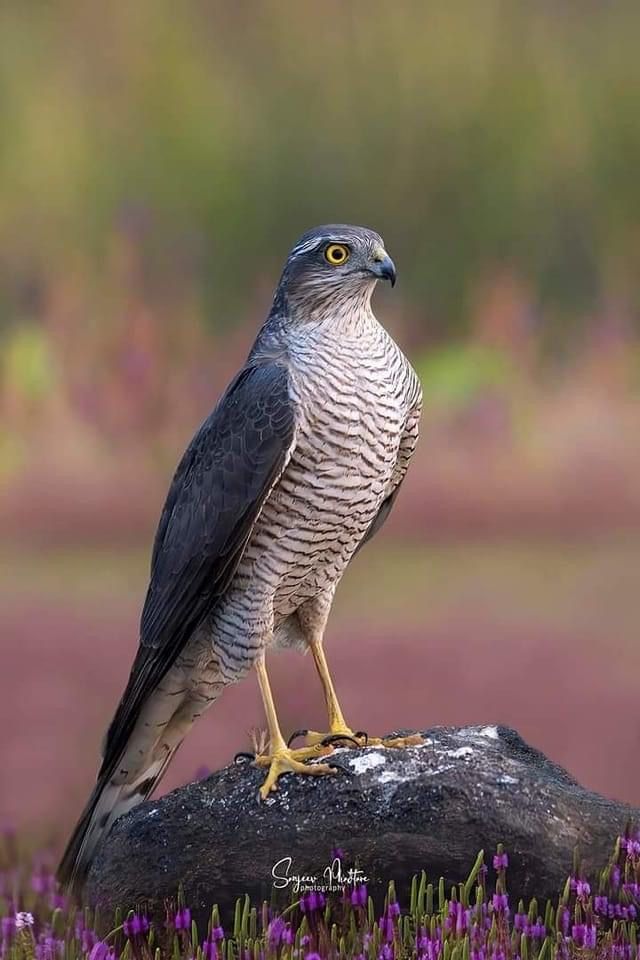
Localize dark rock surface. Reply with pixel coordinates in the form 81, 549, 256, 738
85, 725, 638, 923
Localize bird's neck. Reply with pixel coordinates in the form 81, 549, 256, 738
282, 284, 378, 337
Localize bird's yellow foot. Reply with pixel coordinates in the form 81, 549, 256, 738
289, 728, 425, 750
371, 733, 425, 748
254, 743, 337, 800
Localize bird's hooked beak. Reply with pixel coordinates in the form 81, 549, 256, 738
370, 244, 397, 287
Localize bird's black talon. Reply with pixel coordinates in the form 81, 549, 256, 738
321, 733, 361, 748
287, 729, 310, 748
326, 759, 351, 775
234, 751, 256, 764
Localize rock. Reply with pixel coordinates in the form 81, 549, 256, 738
85, 725, 638, 924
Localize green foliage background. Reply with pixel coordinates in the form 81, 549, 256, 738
2, 0, 640, 343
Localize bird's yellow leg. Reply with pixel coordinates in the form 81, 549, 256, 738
302, 640, 423, 750
304, 639, 354, 742
253, 653, 336, 799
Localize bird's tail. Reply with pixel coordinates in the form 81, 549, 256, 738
59, 669, 225, 897
57, 749, 177, 898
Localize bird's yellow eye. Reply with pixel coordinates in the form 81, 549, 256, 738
324, 243, 350, 266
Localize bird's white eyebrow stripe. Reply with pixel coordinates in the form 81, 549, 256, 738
289, 237, 324, 258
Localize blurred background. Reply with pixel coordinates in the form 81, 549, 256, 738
2, 1, 640, 836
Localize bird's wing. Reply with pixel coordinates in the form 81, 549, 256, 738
355, 482, 404, 553
101, 360, 296, 773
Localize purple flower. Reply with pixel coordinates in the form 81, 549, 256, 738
35, 937, 64, 960
82, 929, 97, 952
351, 884, 368, 907
611, 865, 621, 889
492, 852, 508, 870
267, 918, 285, 947
572, 923, 585, 945
574, 879, 591, 899
572, 923, 597, 949
331, 846, 345, 861
444, 902, 468, 936
457, 906, 470, 936
31, 870, 49, 895
584, 926, 597, 949
491, 893, 508, 913
529, 920, 546, 938
300, 891, 325, 913
174, 908, 191, 931
202, 941, 218, 960
514, 912, 527, 932
123, 914, 149, 939
379, 915, 394, 942
89, 943, 111, 960
612, 947, 632, 960
621, 836, 640, 859
202, 932, 224, 960
1, 916, 15, 940
305, 954, 322, 960
421, 942, 441, 960
379, 946, 393, 960
387, 901, 400, 919
49, 892, 66, 911
557, 905, 570, 936
594, 895, 608, 914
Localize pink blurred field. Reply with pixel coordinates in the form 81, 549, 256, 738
1, 536, 639, 837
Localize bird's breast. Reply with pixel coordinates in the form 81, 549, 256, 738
236, 327, 413, 616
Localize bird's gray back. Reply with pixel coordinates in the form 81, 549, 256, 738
205, 307, 420, 680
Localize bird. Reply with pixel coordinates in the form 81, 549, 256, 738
57, 223, 423, 896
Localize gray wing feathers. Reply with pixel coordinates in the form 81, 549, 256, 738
101, 360, 296, 774
355, 482, 404, 553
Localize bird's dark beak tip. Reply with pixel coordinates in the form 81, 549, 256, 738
373, 254, 397, 287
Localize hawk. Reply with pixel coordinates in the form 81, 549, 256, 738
58, 224, 422, 895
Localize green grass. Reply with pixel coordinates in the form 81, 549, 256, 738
2, 839, 639, 959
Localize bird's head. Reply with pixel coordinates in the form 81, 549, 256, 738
275, 224, 396, 319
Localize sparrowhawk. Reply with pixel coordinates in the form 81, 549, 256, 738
58, 224, 422, 895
